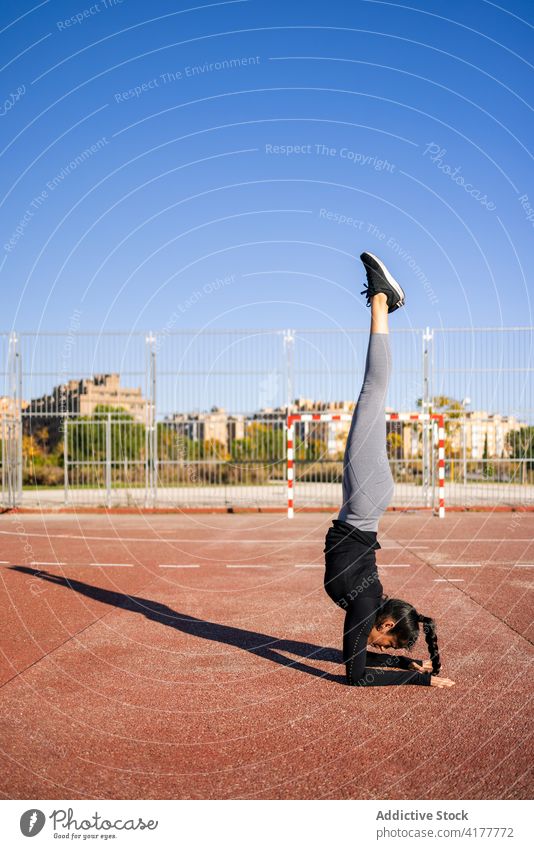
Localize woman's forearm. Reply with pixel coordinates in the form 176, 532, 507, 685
365, 651, 422, 670
348, 666, 431, 686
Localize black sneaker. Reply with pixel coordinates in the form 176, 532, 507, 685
360, 251, 406, 313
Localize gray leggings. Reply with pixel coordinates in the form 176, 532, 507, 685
337, 332, 395, 532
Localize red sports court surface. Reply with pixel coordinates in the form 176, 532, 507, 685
0, 511, 532, 800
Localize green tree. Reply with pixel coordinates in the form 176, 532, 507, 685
22, 423, 64, 478
298, 438, 327, 461
230, 423, 285, 461
506, 426, 534, 468
157, 424, 202, 462
506, 426, 534, 483
387, 431, 402, 459
68, 405, 145, 461
482, 433, 495, 479
199, 438, 229, 461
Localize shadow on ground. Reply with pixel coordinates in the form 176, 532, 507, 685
10, 566, 345, 684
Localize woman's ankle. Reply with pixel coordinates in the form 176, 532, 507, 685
371, 294, 389, 333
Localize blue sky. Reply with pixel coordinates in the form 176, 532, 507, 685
0, 0, 533, 413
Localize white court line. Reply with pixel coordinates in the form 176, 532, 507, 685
394, 538, 534, 543
380, 564, 413, 568
515, 564, 534, 568
226, 564, 270, 569
159, 564, 200, 569
434, 578, 465, 582
30, 561, 66, 566
437, 564, 481, 568
90, 562, 133, 567
295, 564, 323, 568
0, 560, 10, 564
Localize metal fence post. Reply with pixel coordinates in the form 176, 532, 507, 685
16, 344, 22, 503
145, 333, 157, 507
152, 339, 157, 507
422, 327, 433, 507
105, 412, 111, 508
64, 417, 69, 505
7, 332, 22, 508
284, 329, 295, 415
144, 343, 150, 508
1, 419, 4, 505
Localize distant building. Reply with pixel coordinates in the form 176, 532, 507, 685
27, 373, 148, 423
167, 407, 245, 447
227, 415, 246, 443
447, 411, 526, 459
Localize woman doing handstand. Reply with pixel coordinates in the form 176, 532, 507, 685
324, 252, 455, 688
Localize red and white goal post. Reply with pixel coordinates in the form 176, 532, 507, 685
286, 412, 446, 519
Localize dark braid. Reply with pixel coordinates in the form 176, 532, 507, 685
417, 613, 441, 675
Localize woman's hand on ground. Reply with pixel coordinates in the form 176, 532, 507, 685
430, 676, 456, 688
409, 660, 433, 673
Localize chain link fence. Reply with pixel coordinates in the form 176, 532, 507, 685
1, 328, 532, 510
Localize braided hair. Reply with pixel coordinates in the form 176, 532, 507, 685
375, 598, 441, 675
416, 613, 441, 675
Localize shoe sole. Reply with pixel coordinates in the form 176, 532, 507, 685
362, 251, 406, 308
